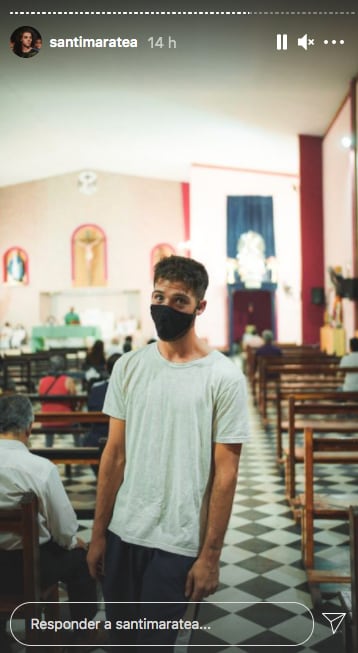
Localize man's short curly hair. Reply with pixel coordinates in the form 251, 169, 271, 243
153, 255, 209, 300
0, 394, 33, 434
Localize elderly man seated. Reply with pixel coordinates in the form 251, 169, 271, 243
0, 394, 100, 648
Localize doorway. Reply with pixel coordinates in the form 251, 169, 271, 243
232, 289, 274, 342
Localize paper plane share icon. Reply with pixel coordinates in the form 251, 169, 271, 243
322, 613, 346, 634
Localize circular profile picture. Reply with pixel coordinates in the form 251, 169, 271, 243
10, 26, 42, 58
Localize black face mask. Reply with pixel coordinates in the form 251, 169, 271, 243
150, 304, 196, 342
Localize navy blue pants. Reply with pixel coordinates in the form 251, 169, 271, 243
102, 531, 196, 652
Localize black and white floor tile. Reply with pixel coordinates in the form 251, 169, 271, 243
6, 375, 356, 652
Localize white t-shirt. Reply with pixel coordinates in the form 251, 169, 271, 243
340, 351, 358, 391
103, 343, 249, 557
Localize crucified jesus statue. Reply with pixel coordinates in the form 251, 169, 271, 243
76, 229, 104, 286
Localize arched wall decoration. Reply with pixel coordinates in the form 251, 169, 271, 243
3, 247, 29, 285
71, 224, 107, 287
150, 243, 176, 277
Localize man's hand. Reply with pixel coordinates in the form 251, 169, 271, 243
184, 557, 219, 602
75, 537, 88, 550
87, 534, 106, 579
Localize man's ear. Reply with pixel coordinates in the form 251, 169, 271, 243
196, 300, 207, 316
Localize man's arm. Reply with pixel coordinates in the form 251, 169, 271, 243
185, 442, 242, 602
43, 466, 80, 549
87, 417, 126, 578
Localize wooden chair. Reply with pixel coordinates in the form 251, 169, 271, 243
300, 428, 358, 604
340, 506, 358, 653
275, 389, 358, 463
0, 492, 59, 648
285, 396, 358, 507
350, 506, 358, 653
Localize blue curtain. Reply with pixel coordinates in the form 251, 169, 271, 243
227, 196, 275, 258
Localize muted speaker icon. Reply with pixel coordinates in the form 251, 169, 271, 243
298, 34, 308, 50
298, 33, 315, 50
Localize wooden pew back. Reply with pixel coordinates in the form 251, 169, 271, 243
300, 427, 358, 602
0, 492, 59, 646
276, 388, 358, 461
285, 394, 358, 503
31, 411, 109, 467
257, 359, 344, 419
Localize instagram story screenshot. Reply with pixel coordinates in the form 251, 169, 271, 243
0, 1, 358, 652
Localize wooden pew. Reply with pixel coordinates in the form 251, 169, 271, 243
31, 411, 109, 467
257, 359, 344, 421
299, 427, 358, 605
258, 358, 344, 417
340, 506, 358, 653
0, 492, 59, 649
28, 392, 88, 409
33, 410, 109, 425
253, 349, 334, 398
284, 395, 358, 506
1, 354, 34, 391
247, 344, 329, 399
275, 389, 358, 462
0, 350, 87, 392
33, 446, 102, 466
339, 506, 358, 653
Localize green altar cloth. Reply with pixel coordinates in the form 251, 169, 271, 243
31, 325, 101, 351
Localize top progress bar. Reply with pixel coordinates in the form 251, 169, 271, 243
8, 10, 358, 16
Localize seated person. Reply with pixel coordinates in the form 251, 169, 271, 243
83, 353, 121, 475
340, 336, 358, 391
241, 325, 264, 351
38, 355, 77, 447
255, 329, 282, 358
122, 335, 133, 353
255, 330, 282, 376
0, 394, 98, 642
83, 339, 107, 389
241, 326, 264, 375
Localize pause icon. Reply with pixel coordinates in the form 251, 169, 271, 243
276, 34, 288, 50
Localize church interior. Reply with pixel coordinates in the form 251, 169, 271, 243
1, 3, 358, 652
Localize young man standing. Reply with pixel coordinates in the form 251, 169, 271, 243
87, 255, 249, 651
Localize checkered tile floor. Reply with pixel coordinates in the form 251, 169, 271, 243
7, 373, 356, 652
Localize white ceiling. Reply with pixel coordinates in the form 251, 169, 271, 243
1, 4, 357, 186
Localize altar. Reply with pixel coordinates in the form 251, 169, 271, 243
320, 325, 346, 356
31, 325, 101, 351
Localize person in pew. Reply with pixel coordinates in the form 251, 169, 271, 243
340, 337, 358, 391
38, 354, 78, 447
0, 394, 98, 632
87, 255, 249, 651
255, 329, 282, 358
254, 330, 282, 380
242, 325, 264, 351
83, 352, 121, 476
83, 339, 107, 389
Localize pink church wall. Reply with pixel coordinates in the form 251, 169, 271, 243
0, 171, 184, 339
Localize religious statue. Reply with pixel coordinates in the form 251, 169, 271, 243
328, 266, 344, 326
236, 230, 266, 288
72, 225, 106, 287
5, 248, 27, 284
